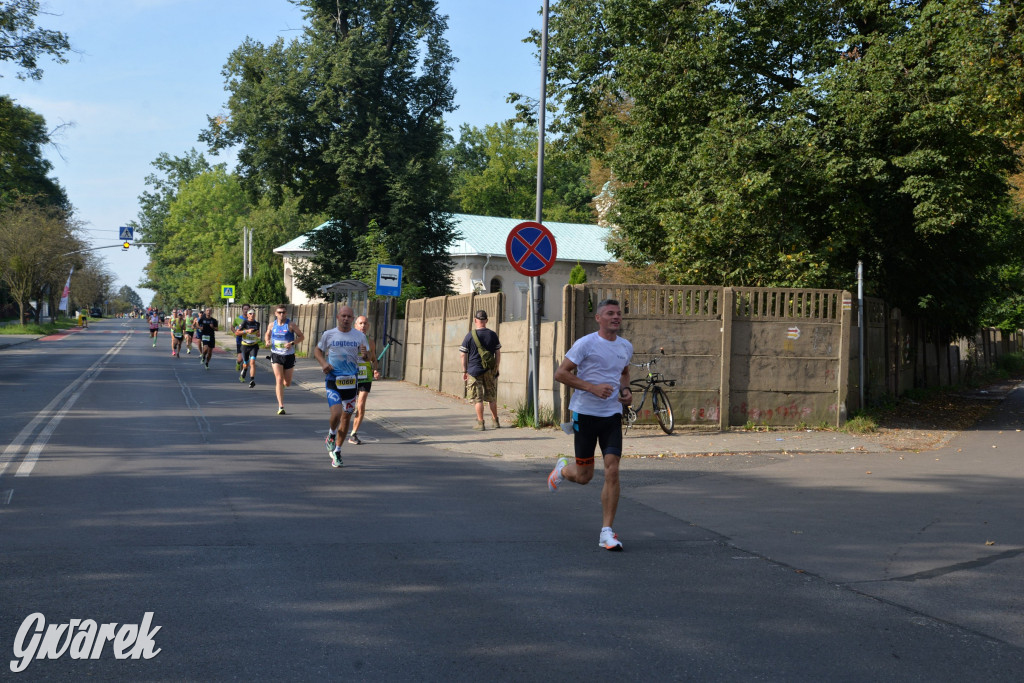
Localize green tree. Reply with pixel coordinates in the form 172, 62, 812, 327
204, 0, 458, 298
117, 284, 144, 310
235, 192, 316, 305
134, 150, 217, 298
0, 197, 78, 321
568, 261, 587, 285
540, 0, 1024, 336
0, 95, 67, 208
155, 168, 249, 306
447, 121, 595, 223
70, 255, 113, 312
0, 0, 71, 80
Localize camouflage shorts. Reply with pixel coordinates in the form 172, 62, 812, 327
468, 370, 497, 403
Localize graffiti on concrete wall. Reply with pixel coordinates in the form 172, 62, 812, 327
690, 399, 721, 422
730, 401, 814, 423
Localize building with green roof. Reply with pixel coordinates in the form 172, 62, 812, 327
273, 213, 614, 320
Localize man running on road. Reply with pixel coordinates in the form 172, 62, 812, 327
232, 304, 251, 372
314, 306, 368, 467
196, 307, 218, 370
549, 299, 633, 551
182, 309, 197, 354
348, 315, 381, 444
265, 305, 305, 415
169, 311, 186, 357
235, 308, 261, 388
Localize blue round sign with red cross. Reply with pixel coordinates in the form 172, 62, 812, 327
506, 221, 558, 277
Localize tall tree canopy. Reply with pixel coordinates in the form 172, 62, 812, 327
203, 0, 459, 298
0, 0, 71, 80
134, 150, 314, 307
0, 95, 67, 208
539, 0, 1024, 334
445, 121, 596, 224
117, 284, 144, 310
0, 196, 79, 321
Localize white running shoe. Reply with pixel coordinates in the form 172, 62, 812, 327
599, 528, 623, 551
331, 450, 344, 468
547, 456, 568, 492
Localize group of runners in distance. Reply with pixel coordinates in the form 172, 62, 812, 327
143, 299, 630, 552
147, 304, 380, 466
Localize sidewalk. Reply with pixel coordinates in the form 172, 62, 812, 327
0, 334, 41, 349
346, 379, 901, 459
233, 340, 889, 460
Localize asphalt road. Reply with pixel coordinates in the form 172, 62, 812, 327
1, 319, 1022, 681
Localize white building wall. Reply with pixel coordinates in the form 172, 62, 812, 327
452, 257, 604, 323
282, 256, 327, 305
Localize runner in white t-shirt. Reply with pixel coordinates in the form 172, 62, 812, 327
313, 305, 368, 468
549, 298, 634, 551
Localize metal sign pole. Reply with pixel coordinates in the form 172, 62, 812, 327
530, 0, 549, 427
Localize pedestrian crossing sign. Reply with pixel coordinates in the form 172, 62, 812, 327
221, 285, 235, 299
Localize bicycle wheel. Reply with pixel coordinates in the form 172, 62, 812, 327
623, 405, 638, 434
651, 387, 674, 434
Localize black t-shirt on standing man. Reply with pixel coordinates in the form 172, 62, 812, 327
459, 328, 501, 378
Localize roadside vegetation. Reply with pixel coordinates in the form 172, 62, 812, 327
0, 319, 77, 335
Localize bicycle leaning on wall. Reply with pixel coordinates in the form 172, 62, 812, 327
623, 356, 675, 435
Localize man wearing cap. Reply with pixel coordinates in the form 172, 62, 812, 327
459, 310, 502, 430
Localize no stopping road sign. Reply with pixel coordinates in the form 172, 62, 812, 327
506, 221, 557, 277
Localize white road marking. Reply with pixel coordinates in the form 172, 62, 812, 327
13, 333, 133, 477
0, 383, 76, 478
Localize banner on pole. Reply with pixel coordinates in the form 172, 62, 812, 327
58, 268, 74, 313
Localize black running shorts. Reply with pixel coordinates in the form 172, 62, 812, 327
270, 352, 296, 370
241, 344, 260, 364
572, 412, 623, 466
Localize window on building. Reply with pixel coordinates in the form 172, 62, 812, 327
489, 277, 502, 293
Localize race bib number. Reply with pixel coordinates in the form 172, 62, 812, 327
336, 377, 356, 388
202, 335, 211, 342
358, 361, 372, 381
273, 341, 287, 350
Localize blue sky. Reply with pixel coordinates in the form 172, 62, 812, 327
3, 0, 545, 305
